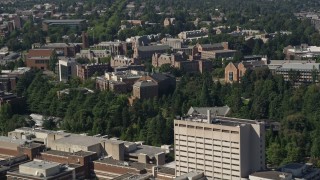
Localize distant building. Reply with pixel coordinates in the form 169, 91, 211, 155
174, 172, 208, 180
93, 41, 127, 56
82, 31, 89, 49
0, 67, 31, 92
129, 36, 151, 48
271, 61, 320, 85
57, 88, 94, 98
281, 163, 320, 180
0, 91, 24, 108
132, 80, 158, 100
76, 63, 111, 81
78, 49, 110, 61
284, 44, 320, 60
42, 19, 86, 31
96, 70, 145, 93
121, 20, 145, 26
196, 42, 237, 59
174, 112, 265, 179
161, 38, 184, 49
133, 45, 170, 59
152, 52, 213, 73
249, 171, 292, 180
225, 61, 267, 83
8, 127, 168, 166
58, 58, 78, 82
178, 29, 208, 40
164, 18, 176, 27
0, 136, 45, 159
187, 106, 231, 117
33, 43, 80, 57
114, 65, 145, 72
138, 73, 176, 96
25, 49, 54, 70
152, 52, 187, 68
111, 55, 140, 68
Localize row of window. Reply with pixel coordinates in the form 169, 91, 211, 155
175, 124, 239, 134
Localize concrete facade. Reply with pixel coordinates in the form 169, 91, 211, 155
174, 114, 265, 179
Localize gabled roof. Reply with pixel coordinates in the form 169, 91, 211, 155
187, 106, 230, 117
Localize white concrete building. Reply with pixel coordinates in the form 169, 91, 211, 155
174, 111, 265, 179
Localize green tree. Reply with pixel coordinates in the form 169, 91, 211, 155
49, 51, 58, 71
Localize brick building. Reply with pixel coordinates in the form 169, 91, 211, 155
132, 81, 158, 100
42, 19, 86, 31
225, 61, 267, 83
96, 70, 145, 93
76, 63, 111, 81
34, 43, 80, 57
25, 49, 54, 70
111, 55, 140, 68
133, 45, 170, 59
93, 41, 127, 56
152, 52, 213, 73
40, 150, 98, 179
6, 160, 75, 180
138, 73, 176, 96
195, 42, 237, 59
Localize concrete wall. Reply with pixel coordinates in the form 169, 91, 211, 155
104, 142, 124, 161
19, 164, 60, 177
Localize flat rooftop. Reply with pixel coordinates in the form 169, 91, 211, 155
113, 173, 152, 180
178, 115, 261, 127
53, 134, 124, 147
250, 171, 292, 180
0, 136, 26, 145
15, 127, 69, 136
94, 158, 152, 170
42, 150, 97, 157
129, 144, 166, 157
175, 171, 206, 180
278, 63, 320, 71
20, 160, 60, 170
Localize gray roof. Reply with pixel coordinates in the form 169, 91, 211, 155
0, 136, 26, 145
128, 144, 166, 157
175, 172, 207, 180
20, 160, 60, 170
53, 134, 123, 147
282, 163, 305, 170
187, 106, 230, 117
138, 45, 170, 52
200, 43, 223, 49
150, 73, 173, 82
133, 81, 157, 87
279, 63, 320, 70
250, 171, 292, 180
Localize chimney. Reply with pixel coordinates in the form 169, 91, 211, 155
207, 109, 211, 124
